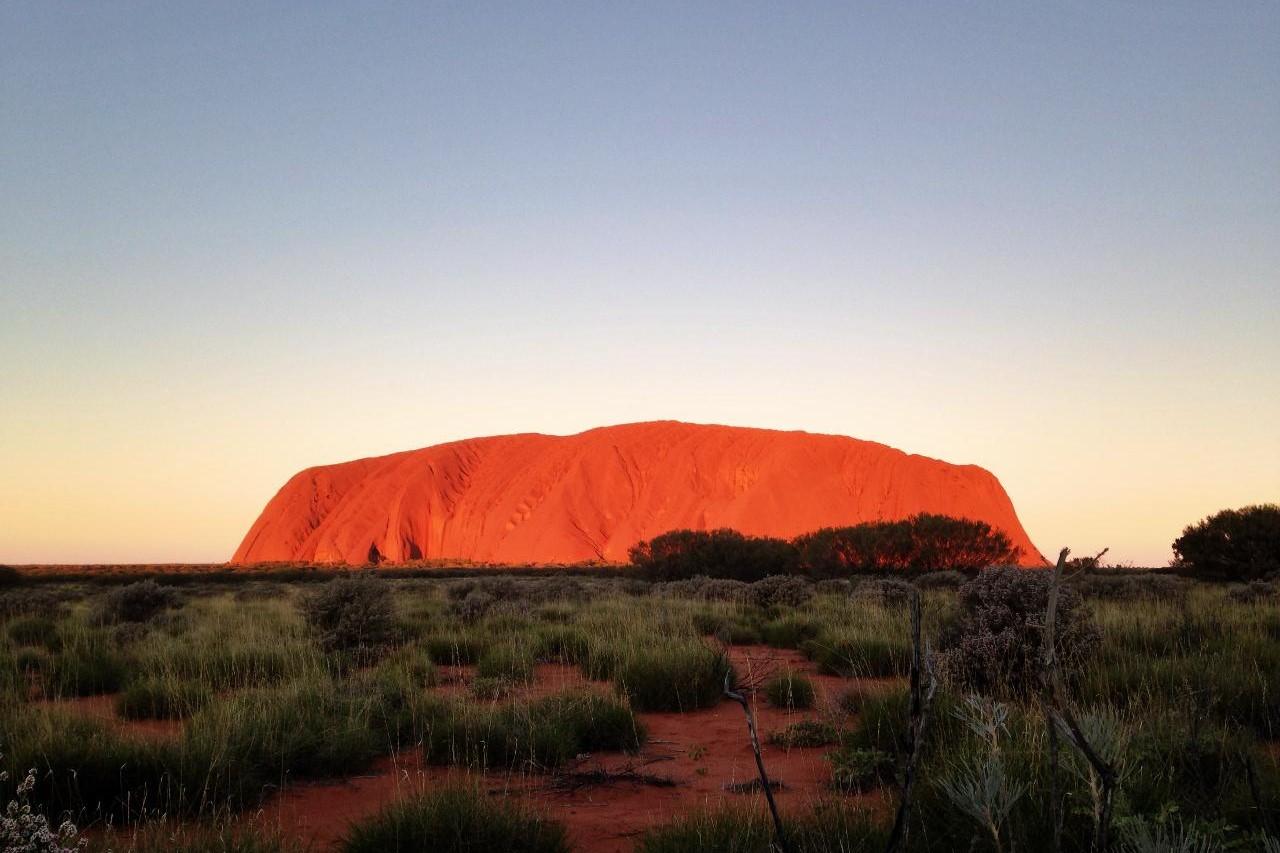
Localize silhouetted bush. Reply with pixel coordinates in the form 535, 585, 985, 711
628, 529, 798, 581
0, 565, 21, 588
93, 580, 180, 624
1226, 580, 1277, 603
938, 566, 1101, 697
1173, 504, 1280, 581
794, 514, 1020, 575
300, 575, 396, 655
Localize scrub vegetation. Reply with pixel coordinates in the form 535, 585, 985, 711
1, 534, 1278, 852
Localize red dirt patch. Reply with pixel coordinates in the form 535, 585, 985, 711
262, 645, 895, 852
33, 694, 183, 741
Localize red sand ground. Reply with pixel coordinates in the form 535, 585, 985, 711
48, 647, 893, 852
263, 646, 891, 852
233, 421, 1044, 567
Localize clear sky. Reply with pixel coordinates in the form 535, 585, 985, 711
2, 2, 1276, 567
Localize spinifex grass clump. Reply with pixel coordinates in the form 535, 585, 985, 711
1, 710, 180, 823
476, 642, 536, 684
767, 718, 840, 748
635, 800, 887, 853
6, 616, 60, 649
45, 624, 128, 697
116, 677, 213, 720
764, 669, 816, 710
424, 691, 644, 770
614, 641, 730, 712
338, 786, 571, 853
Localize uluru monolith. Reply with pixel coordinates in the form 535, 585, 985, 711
232, 421, 1045, 566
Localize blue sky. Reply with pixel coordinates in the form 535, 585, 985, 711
2, 2, 1277, 564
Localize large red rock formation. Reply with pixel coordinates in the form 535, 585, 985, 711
232, 421, 1044, 566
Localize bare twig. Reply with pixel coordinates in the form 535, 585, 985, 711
1246, 752, 1279, 841
886, 588, 938, 853
1040, 547, 1118, 853
726, 669, 791, 853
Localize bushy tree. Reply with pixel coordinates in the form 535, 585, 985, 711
628, 529, 798, 581
300, 574, 396, 654
92, 580, 179, 624
794, 514, 1020, 575
1172, 504, 1280, 581
938, 566, 1101, 697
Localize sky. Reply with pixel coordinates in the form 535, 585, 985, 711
1, 2, 1277, 567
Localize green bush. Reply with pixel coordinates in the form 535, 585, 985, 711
338, 786, 570, 853
6, 616, 60, 649
629, 529, 798, 582
767, 718, 840, 748
93, 580, 180, 624
937, 566, 1100, 697
1174, 504, 1280, 581
422, 630, 485, 665
794, 514, 1020, 575
299, 575, 396, 655
764, 670, 816, 710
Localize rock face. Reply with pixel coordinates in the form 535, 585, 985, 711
232, 421, 1044, 566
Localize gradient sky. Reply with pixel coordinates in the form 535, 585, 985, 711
2, 2, 1277, 567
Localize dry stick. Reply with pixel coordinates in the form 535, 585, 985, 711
1041, 547, 1118, 853
886, 588, 938, 853
725, 670, 791, 853
1246, 753, 1279, 841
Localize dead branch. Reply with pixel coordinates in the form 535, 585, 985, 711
1041, 547, 1118, 853
886, 587, 938, 853
726, 669, 791, 853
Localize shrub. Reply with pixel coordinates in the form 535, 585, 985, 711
93, 580, 180, 624
794, 514, 1020, 575
338, 786, 570, 853
767, 719, 840, 748
0, 589, 66, 620
749, 575, 814, 608
629, 529, 798, 582
914, 570, 967, 589
852, 578, 915, 605
828, 746, 896, 793
6, 617, 59, 649
1173, 504, 1280, 581
1227, 580, 1277, 603
299, 575, 396, 655
938, 566, 1101, 697
0, 749, 85, 853
615, 643, 730, 712
0, 565, 21, 588
764, 670, 816, 710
